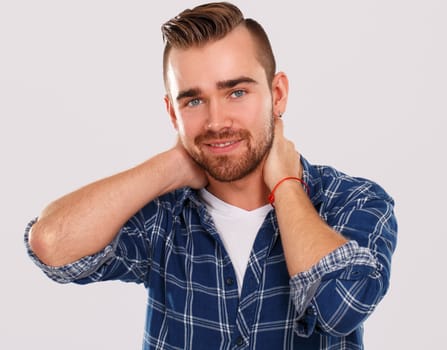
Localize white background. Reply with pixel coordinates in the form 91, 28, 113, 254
1, 1, 445, 348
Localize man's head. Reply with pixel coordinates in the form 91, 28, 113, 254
161, 2, 288, 183
162, 2, 276, 92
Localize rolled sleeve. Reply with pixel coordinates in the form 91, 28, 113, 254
289, 161, 398, 338
290, 240, 376, 337
24, 218, 118, 284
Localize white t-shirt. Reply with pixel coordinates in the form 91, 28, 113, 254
199, 189, 271, 295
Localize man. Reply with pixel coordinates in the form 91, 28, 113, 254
25, 2, 397, 349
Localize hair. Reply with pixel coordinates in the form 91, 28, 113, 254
161, 2, 276, 88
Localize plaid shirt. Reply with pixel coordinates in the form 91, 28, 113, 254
25, 157, 397, 350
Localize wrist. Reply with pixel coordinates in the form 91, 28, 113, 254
268, 176, 309, 207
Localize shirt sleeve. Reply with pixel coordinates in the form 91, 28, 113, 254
289, 182, 398, 337
24, 217, 119, 283
24, 204, 159, 285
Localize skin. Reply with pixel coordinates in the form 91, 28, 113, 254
164, 25, 283, 209
29, 25, 347, 275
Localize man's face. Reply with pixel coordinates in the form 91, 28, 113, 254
165, 26, 275, 182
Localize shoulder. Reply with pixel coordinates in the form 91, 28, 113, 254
303, 157, 394, 211
319, 165, 389, 198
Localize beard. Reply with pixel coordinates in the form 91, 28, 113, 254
187, 116, 274, 182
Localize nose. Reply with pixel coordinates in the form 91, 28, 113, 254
205, 100, 232, 131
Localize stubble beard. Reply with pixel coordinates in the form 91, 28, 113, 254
187, 116, 274, 182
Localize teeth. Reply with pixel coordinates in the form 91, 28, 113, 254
210, 141, 235, 148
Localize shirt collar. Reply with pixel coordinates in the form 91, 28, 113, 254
172, 154, 323, 214
171, 187, 201, 216
301, 155, 324, 207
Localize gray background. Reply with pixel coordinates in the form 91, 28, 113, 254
1, 0, 445, 348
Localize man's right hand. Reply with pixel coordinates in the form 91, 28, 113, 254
171, 142, 208, 190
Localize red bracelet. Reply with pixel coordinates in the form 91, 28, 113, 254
268, 176, 310, 206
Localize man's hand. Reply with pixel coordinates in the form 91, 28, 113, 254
263, 117, 348, 276
263, 117, 303, 190
172, 141, 208, 190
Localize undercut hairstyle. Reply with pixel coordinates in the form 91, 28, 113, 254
161, 2, 276, 88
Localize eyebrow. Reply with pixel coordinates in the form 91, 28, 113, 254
176, 76, 258, 101
216, 76, 258, 89
176, 88, 202, 101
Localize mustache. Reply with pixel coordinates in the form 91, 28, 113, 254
195, 129, 251, 144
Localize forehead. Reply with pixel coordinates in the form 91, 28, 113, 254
166, 26, 266, 94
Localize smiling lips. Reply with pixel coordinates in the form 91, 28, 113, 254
196, 129, 250, 153
209, 140, 238, 148
204, 139, 243, 153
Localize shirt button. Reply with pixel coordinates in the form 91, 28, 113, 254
225, 277, 234, 286
235, 336, 244, 346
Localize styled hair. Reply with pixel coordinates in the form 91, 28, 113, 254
161, 2, 276, 87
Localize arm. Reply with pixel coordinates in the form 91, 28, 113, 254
263, 118, 397, 336
29, 144, 207, 267
263, 118, 348, 276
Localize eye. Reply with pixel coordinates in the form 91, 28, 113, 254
230, 89, 245, 98
187, 98, 202, 107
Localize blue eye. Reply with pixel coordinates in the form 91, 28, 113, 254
231, 90, 245, 98
187, 98, 202, 107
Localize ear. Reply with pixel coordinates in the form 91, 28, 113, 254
164, 94, 179, 131
271, 72, 289, 117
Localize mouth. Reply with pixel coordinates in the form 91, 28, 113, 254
203, 139, 243, 153
208, 140, 238, 148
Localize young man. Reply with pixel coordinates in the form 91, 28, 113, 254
25, 2, 397, 349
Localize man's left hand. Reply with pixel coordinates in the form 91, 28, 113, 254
263, 117, 303, 190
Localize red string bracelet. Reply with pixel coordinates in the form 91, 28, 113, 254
268, 176, 310, 206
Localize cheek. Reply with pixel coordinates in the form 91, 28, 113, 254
175, 114, 202, 144
248, 92, 272, 117
245, 98, 273, 131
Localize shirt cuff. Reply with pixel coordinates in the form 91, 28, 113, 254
24, 218, 117, 283
290, 240, 377, 337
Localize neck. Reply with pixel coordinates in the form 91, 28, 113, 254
205, 166, 270, 211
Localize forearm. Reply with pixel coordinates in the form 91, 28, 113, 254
29, 148, 191, 267
273, 181, 348, 276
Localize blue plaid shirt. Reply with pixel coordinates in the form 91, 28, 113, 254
25, 157, 397, 350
